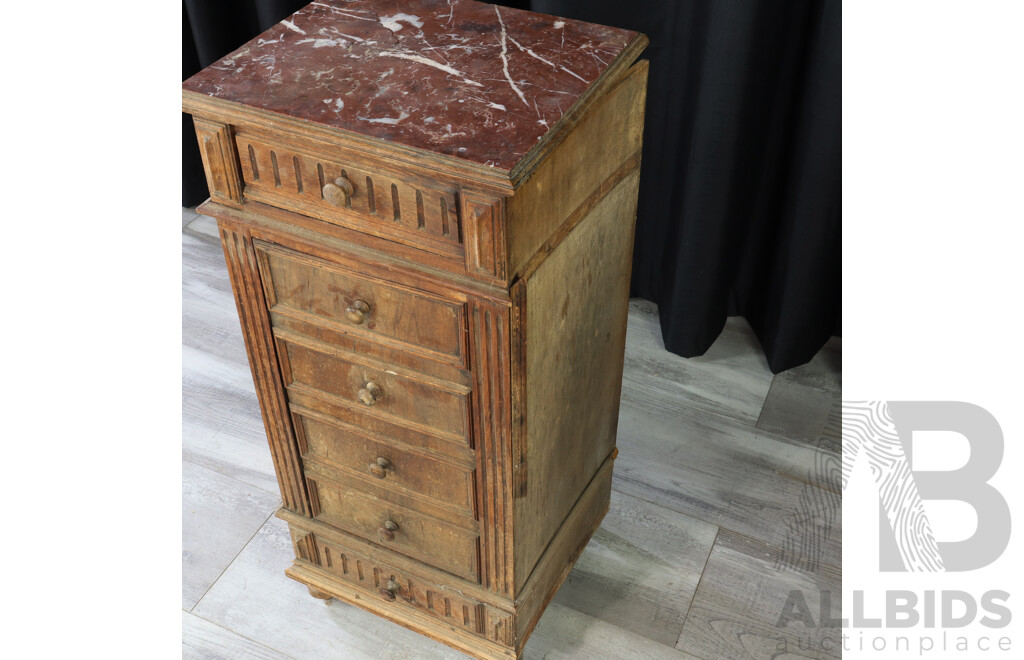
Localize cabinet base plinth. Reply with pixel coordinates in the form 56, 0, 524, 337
281, 453, 615, 660
286, 563, 520, 660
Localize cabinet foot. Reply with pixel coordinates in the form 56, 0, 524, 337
307, 585, 334, 601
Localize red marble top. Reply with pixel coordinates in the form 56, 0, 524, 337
183, 0, 639, 171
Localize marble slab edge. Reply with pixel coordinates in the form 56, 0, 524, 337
507, 33, 648, 186
182, 33, 646, 196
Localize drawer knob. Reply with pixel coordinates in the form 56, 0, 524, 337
345, 299, 371, 324
379, 579, 400, 601
368, 456, 392, 479
379, 518, 399, 542
322, 176, 355, 207
357, 382, 382, 406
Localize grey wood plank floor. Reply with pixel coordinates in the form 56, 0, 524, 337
182, 210, 842, 659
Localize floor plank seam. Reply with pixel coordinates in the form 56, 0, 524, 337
674, 525, 720, 653
184, 609, 301, 660
712, 527, 842, 577
182, 451, 282, 499
753, 425, 841, 461
620, 377, 772, 430
607, 484, 716, 530
190, 508, 278, 613
609, 483, 841, 576
752, 375, 778, 430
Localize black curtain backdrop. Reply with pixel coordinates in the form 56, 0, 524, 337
183, 0, 310, 207
183, 0, 840, 374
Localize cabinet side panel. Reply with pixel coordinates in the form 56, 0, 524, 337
219, 221, 309, 515
505, 60, 648, 282
514, 454, 614, 646
512, 169, 641, 591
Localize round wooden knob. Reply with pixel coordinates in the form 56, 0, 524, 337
368, 456, 392, 479
379, 579, 400, 601
322, 176, 355, 206
357, 382, 381, 406
345, 299, 371, 324
379, 518, 399, 542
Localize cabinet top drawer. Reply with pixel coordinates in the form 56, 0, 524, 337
240, 134, 465, 260
182, 0, 645, 187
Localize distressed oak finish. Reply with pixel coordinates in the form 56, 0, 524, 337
255, 241, 468, 364
184, 1, 647, 657
184, 214, 844, 658
292, 405, 477, 514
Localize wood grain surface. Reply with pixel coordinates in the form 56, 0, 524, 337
183, 220, 842, 659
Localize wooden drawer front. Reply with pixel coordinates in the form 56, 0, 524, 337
299, 531, 487, 637
255, 241, 466, 365
278, 335, 471, 442
293, 407, 476, 516
237, 134, 463, 256
307, 475, 480, 581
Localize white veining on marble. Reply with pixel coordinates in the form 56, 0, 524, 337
338, 32, 369, 43
494, 6, 529, 108
280, 19, 306, 35
308, 1, 377, 22
311, 67, 338, 81
378, 51, 483, 87
379, 12, 424, 32
560, 65, 588, 83
297, 37, 341, 48
442, 123, 467, 138
582, 43, 609, 66
508, 35, 557, 70
358, 110, 410, 125
186, 0, 635, 168
413, 32, 452, 63
297, 24, 379, 50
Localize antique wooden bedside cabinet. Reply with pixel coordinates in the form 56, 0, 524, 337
183, 1, 647, 657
